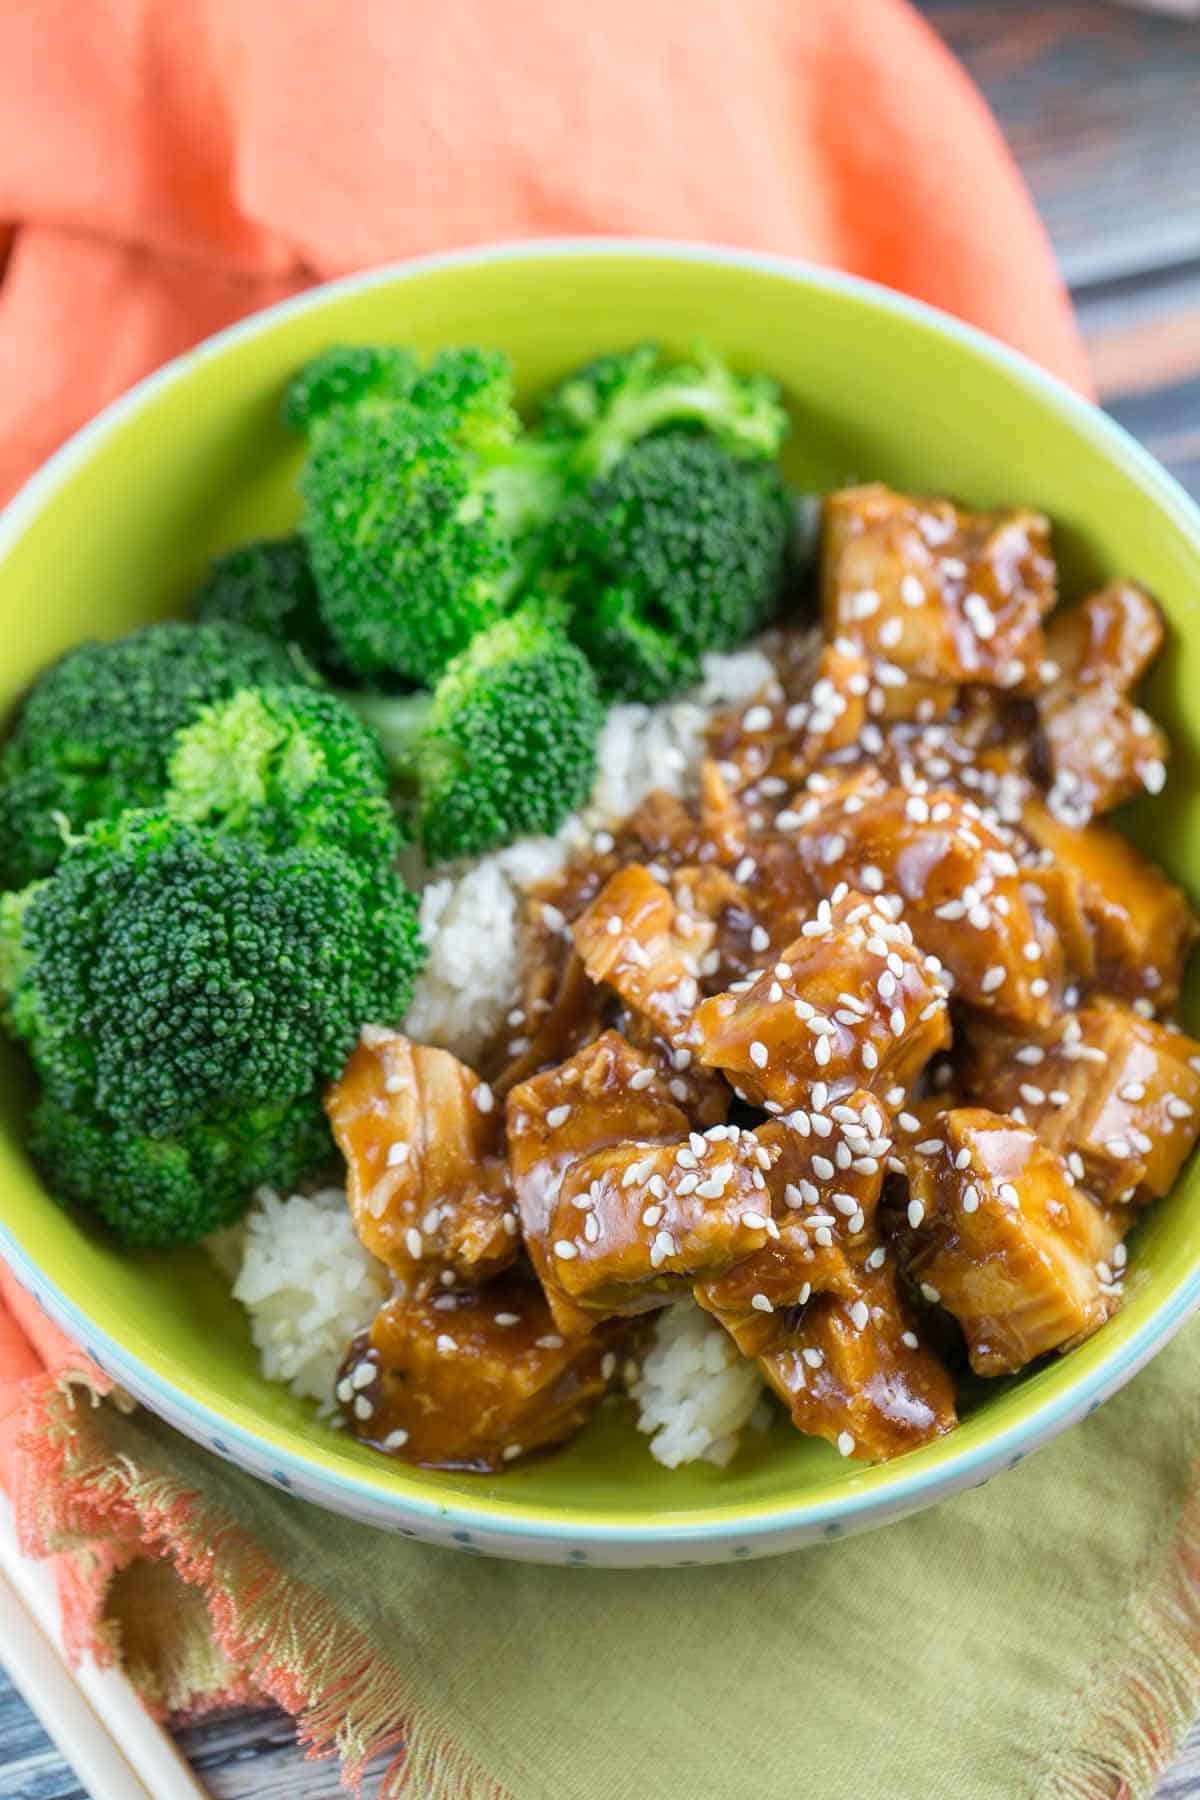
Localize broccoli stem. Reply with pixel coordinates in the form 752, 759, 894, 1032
347, 689, 434, 775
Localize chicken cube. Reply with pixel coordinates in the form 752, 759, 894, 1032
325, 1029, 517, 1290
823, 483, 1056, 712
960, 1001, 1200, 1205
494, 889, 611, 1094
574, 865, 714, 1047
695, 1092, 891, 1356
790, 781, 1062, 1027
759, 1273, 957, 1462
895, 1108, 1127, 1375
506, 1032, 767, 1329
337, 1276, 629, 1471
707, 640, 870, 794
1020, 800, 1196, 1009
1037, 582, 1169, 823
691, 887, 950, 1110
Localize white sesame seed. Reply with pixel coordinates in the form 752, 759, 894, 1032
899, 574, 924, 608
802, 1346, 824, 1368
919, 1283, 941, 1304
537, 1333, 565, 1350
980, 965, 1007, 994
749, 1040, 769, 1069
404, 1227, 423, 1260
553, 1239, 578, 1259
383, 1429, 409, 1451
353, 1395, 375, 1421
630, 1065, 655, 1090
474, 1083, 495, 1114
901, 1331, 919, 1350
435, 1335, 457, 1355
494, 1312, 520, 1327
907, 1198, 925, 1229
751, 1293, 774, 1314
865, 1246, 887, 1271
812, 1155, 835, 1181
386, 1141, 410, 1168
837, 1431, 856, 1457
547, 1103, 572, 1129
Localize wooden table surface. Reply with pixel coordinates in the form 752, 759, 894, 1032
3, 3, 1200, 1795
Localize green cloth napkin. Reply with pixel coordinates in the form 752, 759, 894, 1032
23, 1314, 1200, 1798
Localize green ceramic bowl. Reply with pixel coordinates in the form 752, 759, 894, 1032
2, 241, 1199, 1567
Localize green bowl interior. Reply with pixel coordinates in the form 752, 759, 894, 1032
3, 246, 1200, 1534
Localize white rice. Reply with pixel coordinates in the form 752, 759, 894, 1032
632, 1301, 769, 1468
217, 646, 780, 1463
218, 1186, 390, 1410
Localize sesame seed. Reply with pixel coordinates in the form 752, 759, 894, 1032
630, 1066, 655, 1090
751, 1293, 774, 1314
899, 574, 924, 608
1105, 1137, 1132, 1161
435, 1335, 457, 1355
742, 704, 773, 733
812, 1155, 835, 1181
547, 1103, 572, 1129
907, 1198, 925, 1228
474, 1083, 495, 1114
980, 965, 1007, 994
749, 1040, 769, 1069
494, 1312, 520, 1327
865, 1246, 887, 1271
751, 925, 770, 952
837, 1431, 856, 1457
553, 1239, 578, 1259
802, 1346, 824, 1368
901, 1331, 919, 1350
404, 1227, 423, 1260
919, 1283, 941, 1305
383, 1429, 409, 1451
386, 1142, 410, 1168
961, 1184, 980, 1214
353, 1396, 375, 1421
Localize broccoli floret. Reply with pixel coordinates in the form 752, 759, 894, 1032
287, 340, 785, 690
192, 536, 344, 674
31, 1086, 332, 1247
548, 433, 793, 701
0, 621, 312, 888
167, 684, 400, 869
538, 343, 789, 478
290, 346, 566, 686
281, 344, 419, 432
352, 602, 603, 864
8, 811, 423, 1132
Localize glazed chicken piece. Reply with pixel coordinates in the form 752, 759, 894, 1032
691, 887, 950, 1110
493, 892, 610, 1094
1020, 800, 1196, 1010
325, 1028, 517, 1290
894, 1108, 1128, 1376
822, 483, 1057, 717
336, 1275, 629, 1471
1037, 581, 1170, 825
574, 864, 714, 1048
707, 639, 870, 795
960, 1001, 1200, 1205
788, 780, 1062, 1028
759, 1274, 958, 1463
695, 1096, 956, 1459
694, 1091, 892, 1356
507, 1032, 772, 1330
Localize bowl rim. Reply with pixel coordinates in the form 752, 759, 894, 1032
3, 233, 1200, 1554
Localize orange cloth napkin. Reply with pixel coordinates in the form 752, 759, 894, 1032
0, 0, 1089, 510
0, 0, 1092, 1781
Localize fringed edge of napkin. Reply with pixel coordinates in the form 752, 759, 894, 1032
1050, 1451, 1200, 1799
15, 1375, 508, 1799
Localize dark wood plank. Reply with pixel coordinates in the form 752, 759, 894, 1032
920, 1, 1200, 287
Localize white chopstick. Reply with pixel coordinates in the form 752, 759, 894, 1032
0, 1492, 209, 1800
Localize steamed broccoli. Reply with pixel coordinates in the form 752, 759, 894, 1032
167, 683, 400, 869
548, 433, 794, 701
30, 1087, 331, 1247
287, 340, 789, 690
1, 811, 424, 1242
281, 344, 420, 433
0, 621, 311, 888
291, 346, 563, 686
192, 536, 343, 674
352, 602, 603, 864
537, 343, 789, 477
